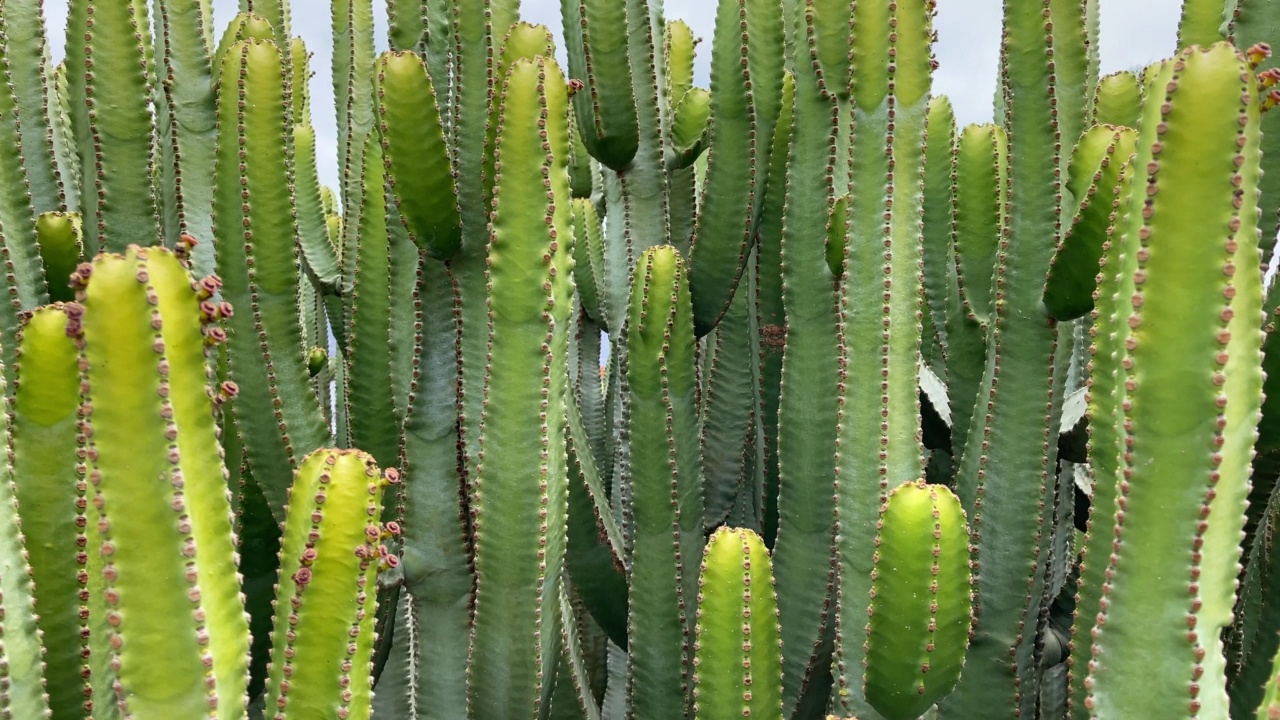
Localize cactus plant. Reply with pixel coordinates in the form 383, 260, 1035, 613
0, 1, 1276, 719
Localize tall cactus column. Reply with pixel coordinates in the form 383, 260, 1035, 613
831, 1, 933, 716
466, 55, 575, 719
1079, 43, 1266, 719
942, 1, 1086, 714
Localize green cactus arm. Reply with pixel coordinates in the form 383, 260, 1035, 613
332, 0, 375, 339
701, 261, 762, 530
754, 69, 793, 547
1081, 43, 1265, 719
771, 9, 842, 712
343, 135, 400, 471
1042, 125, 1137, 321
831, 1, 932, 714
263, 449, 392, 720
559, 0, 639, 171
1091, 71, 1142, 128
1, 0, 63, 216
665, 20, 696, 115
289, 36, 311, 124
0, 25, 46, 314
293, 123, 344, 293
245, 0, 290, 47
1254, 637, 1280, 720
212, 12, 275, 75
152, 0, 219, 277
1178, 0, 1228, 48
554, 578, 605, 720
397, 258, 472, 719
941, 1, 1081, 713
213, 38, 331, 522
922, 97, 957, 360
565, 107, 594, 199
864, 481, 972, 720
624, 245, 704, 719
566, 397, 630, 650
1067, 156, 1136, 720
78, 246, 248, 718
70, 0, 161, 254
371, 592, 419, 719
669, 88, 712, 170
1227, 477, 1280, 717
451, 0, 519, 501
387, 201, 419, 429
386, 0, 426, 52
49, 61, 81, 214
10, 305, 86, 719
939, 123, 1005, 467
687, 0, 784, 336
486, 23, 559, 216
1227, 1, 1280, 270
1050, 0, 1092, 166
468, 55, 574, 719
571, 199, 608, 326
36, 211, 83, 304
376, 50, 461, 260
692, 527, 784, 719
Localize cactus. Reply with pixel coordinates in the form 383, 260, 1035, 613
0, 2, 1275, 720
864, 481, 972, 720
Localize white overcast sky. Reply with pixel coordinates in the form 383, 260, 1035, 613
42, 0, 1181, 192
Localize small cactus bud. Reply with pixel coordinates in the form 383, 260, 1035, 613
306, 347, 327, 378
1248, 42, 1272, 69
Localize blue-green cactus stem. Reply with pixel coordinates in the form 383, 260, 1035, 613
376, 50, 461, 260
771, 7, 841, 713
49, 61, 81, 214
755, 70, 794, 547
11, 305, 85, 719
687, 0, 784, 336
921, 97, 957, 373
263, 449, 394, 720
1080, 43, 1265, 719
1, 0, 63, 216
153, 0, 219, 277
78, 246, 249, 717
293, 123, 344, 294
36, 211, 83, 304
212, 12, 275, 75
831, 1, 932, 714
68, 0, 161, 254
701, 256, 763, 530
941, 2, 1083, 714
571, 199, 608, 326
0, 9, 48, 378
343, 134, 399, 471
386, 0, 426, 53
450, 0, 519, 502
560, 0, 640, 171
692, 527, 784, 719
1227, 476, 1280, 717
213, 38, 331, 522
624, 245, 704, 719
467, 55, 575, 719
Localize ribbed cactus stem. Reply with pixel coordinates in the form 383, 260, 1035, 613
1080, 42, 1266, 718
77, 245, 248, 717
263, 449, 395, 719
864, 480, 972, 720
692, 527, 783, 719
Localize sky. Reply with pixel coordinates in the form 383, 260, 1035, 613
41, 0, 1183, 192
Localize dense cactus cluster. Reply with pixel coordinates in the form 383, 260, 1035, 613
0, 0, 1278, 719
